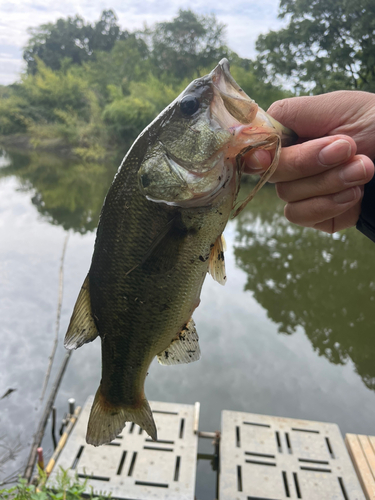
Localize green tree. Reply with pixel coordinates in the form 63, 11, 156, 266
82, 37, 150, 99
2, 9, 294, 155
86, 9, 124, 52
256, 0, 375, 93
24, 10, 126, 74
150, 9, 228, 81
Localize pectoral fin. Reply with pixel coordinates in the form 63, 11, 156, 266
209, 234, 227, 285
64, 275, 99, 350
141, 217, 188, 275
157, 319, 200, 365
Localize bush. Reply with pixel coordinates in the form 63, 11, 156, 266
103, 96, 155, 140
15, 60, 91, 125
102, 76, 182, 141
0, 94, 29, 135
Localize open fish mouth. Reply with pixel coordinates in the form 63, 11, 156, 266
210, 58, 297, 147
208, 58, 298, 217
211, 58, 258, 125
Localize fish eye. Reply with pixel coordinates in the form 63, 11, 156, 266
180, 95, 200, 116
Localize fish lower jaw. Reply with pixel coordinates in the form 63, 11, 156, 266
146, 163, 234, 208
227, 124, 280, 154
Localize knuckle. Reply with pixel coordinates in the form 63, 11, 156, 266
296, 144, 317, 176
268, 99, 287, 121
314, 172, 335, 194
287, 145, 311, 177
269, 97, 303, 134
308, 196, 329, 221
285, 196, 330, 226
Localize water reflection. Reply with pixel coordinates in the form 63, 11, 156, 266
234, 185, 375, 390
1, 149, 375, 490
2, 147, 374, 391
0, 149, 121, 233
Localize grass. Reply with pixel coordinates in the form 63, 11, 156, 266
0, 468, 108, 500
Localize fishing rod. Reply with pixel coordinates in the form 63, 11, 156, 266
24, 350, 73, 483
24, 232, 71, 483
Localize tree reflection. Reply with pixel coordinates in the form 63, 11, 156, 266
0, 149, 121, 233
234, 184, 375, 390
2, 152, 375, 391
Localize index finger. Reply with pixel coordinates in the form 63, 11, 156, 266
244, 135, 357, 184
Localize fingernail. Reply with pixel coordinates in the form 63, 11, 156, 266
333, 186, 359, 204
340, 159, 366, 183
247, 151, 266, 171
319, 140, 352, 165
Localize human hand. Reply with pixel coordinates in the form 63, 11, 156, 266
244, 91, 375, 233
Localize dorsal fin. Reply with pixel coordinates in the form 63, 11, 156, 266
64, 275, 99, 350
208, 234, 227, 285
157, 318, 200, 365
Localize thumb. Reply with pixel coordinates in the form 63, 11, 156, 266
243, 149, 272, 174
267, 94, 345, 139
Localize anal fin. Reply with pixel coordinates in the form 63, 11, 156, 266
208, 234, 227, 285
157, 318, 200, 365
64, 275, 99, 350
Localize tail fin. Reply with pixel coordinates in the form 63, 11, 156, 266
86, 386, 157, 446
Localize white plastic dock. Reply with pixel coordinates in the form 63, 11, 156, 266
220, 410, 366, 500
49, 398, 370, 499
50, 396, 200, 499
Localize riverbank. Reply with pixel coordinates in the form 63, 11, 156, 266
0, 134, 76, 159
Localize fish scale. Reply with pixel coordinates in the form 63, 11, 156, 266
64, 58, 296, 446
88, 142, 236, 442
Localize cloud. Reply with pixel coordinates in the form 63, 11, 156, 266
0, 0, 285, 85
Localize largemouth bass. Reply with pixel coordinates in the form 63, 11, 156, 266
64, 59, 296, 446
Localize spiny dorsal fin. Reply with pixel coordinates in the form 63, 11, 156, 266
157, 318, 200, 365
64, 275, 99, 350
208, 234, 227, 285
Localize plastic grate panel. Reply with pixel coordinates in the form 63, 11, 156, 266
220, 411, 365, 500
49, 395, 199, 500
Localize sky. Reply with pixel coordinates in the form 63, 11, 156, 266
0, 0, 285, 86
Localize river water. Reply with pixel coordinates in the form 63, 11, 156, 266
1, 148, 375, 497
